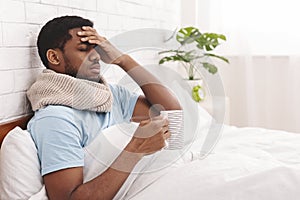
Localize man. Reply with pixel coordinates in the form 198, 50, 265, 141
27, 15, 181, 199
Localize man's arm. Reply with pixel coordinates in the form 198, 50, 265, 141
114, 55, 182, 121
44, 116, 170, 200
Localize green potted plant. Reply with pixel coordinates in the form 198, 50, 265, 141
158, 27, 229, 102
158, 26, 229, 80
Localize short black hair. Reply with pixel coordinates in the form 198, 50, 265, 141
37, 15, 94, 68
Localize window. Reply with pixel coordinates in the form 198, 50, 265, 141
196, 0, 300, 55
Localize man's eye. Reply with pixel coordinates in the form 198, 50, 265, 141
79, 48, 88, 51
78, 44, 95, 52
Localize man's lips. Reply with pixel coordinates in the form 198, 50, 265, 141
90, 63, 101, 74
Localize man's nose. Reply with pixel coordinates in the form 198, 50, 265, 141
89, 48, 100, 62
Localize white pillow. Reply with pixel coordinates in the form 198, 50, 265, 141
83, 123, 137, 182
0, 126, 43, 200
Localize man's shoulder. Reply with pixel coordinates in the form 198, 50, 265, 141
109, 83, 139, 99
32, 105, 87, 122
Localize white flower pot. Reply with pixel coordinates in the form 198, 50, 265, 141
185, 79, 205, 102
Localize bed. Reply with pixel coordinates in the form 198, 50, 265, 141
1, 105, 300, 200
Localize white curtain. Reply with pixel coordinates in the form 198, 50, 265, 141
196, 0, 300, 132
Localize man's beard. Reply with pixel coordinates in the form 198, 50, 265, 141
65, 60, 103, 83
63, 54, 78, 78
64, 63, 78, 78
63, 55, 101, 83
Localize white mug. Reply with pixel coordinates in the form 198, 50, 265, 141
160, 110, 184, 150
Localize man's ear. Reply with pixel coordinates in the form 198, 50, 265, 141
46, 49, 61, 65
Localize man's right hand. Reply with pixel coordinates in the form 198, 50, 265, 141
78, 26, 123, 64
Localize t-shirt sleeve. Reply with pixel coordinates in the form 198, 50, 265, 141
110, 84, 139, 122
29, 116, 84, 176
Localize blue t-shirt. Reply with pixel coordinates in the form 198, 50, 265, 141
27, 84, 139, 176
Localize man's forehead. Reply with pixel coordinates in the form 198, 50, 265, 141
68, 28, 83, 44
69, 28, 81, 37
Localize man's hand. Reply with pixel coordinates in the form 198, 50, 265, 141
126, 116, 170, 156
77, 26, 123, 64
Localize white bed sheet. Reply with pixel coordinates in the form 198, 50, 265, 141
124, 125, 300, 200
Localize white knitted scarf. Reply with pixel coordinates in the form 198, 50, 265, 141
27, 69, 113, 112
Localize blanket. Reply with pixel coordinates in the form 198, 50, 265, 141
2, 107, 300, 200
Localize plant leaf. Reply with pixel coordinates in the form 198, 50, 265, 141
158, 49, 185, 55
204, 53, 230, 63
176, 27, 202, 45
202, 62, 218, 74
159, 55, 188, 64
196, 33, 226, 51
180, 50, 198, 62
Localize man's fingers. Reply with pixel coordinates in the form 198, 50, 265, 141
87, 39, 101, 45
140, 115, 167, 126
80, 36, 98, 43
150, 115, 164, 120
134, 117, 169, 139
139, 119, 151, 126
82, 26, 95, 31
78, 28, 122, 64
80, 35, 98, 40
77, 30, 94, 36
154, 117, 169, 129
78, 26, 107, 43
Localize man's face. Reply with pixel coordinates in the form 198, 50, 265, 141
59, 27, 101, 82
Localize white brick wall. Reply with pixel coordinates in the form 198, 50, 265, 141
0, 0, 26, 23
0, 70, 14, 95
0, 92, 28, 120
70, 0, 97, 11
0, 47, 40, 70
0, 0, 181, 122
0, 23, 3, 46
2, 23, 40, 47
25, 2, 58, 24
